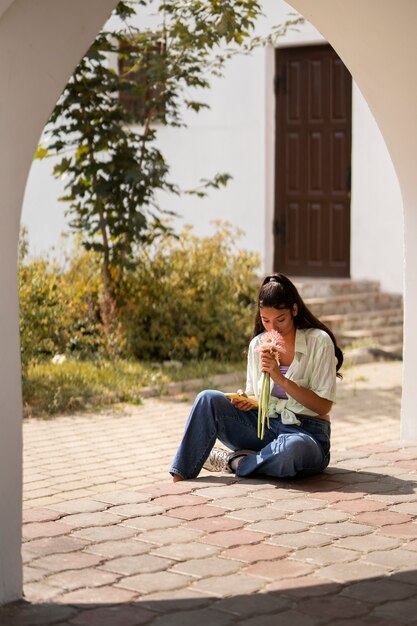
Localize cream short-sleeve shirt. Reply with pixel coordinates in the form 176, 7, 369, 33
245, 328, 337, 425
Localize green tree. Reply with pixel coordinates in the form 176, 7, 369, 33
36, 0, 302, 298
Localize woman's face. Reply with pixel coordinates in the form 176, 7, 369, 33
260, 305, 297, 336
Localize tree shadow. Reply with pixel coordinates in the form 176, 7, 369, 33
1, 569, 416, 625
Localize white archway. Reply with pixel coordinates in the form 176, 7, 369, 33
1, 0, 416, 605
287, 0, 417, 440
0, 0, 117, 604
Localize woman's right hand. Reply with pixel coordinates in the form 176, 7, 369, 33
231, 389, 258, 411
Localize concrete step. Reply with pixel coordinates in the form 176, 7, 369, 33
321, 308, 403, 332
305, 291, 403, 316
337, 326, 403, 349
292, 278, 381, 298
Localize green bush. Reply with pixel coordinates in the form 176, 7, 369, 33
19, 240, 107, 365
120, 222, 260, 361
19, 222, 260, 367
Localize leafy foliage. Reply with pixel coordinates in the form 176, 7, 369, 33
19, 223, 259, 366
36, 0, 270, 295
121, 222, 260, 361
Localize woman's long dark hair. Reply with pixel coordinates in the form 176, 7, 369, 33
253, 273, 343, 376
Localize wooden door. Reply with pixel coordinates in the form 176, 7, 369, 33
274, 45, 352, 277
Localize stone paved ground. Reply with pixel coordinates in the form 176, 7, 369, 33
2, 361, 417, 626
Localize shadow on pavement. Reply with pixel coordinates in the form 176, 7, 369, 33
1, 569, 416, 626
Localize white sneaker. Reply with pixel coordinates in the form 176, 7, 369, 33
203, 447, 232, 473
203, 448, 257, 473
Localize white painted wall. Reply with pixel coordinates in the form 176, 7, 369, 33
21, 0, 404, 294
351, 84, 404, 292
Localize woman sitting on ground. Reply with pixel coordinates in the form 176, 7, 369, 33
170, 273, 343, 482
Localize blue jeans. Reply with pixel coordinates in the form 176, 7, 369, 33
170, 390, 331, 480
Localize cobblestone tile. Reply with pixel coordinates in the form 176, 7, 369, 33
220, 543, 290, 562
311, 490, 364, 503
22, 521, 75, 541
291, 545, 359, 565
84, 539, 151, 558
248, 519, 309, 534
49, 498, 110, 514
30, 551, 102, 573
341, 578, 417, 603
191, 573, 265, 596
225, 507, 287, 522
185, 516, 245, 533
137, 588, 213, 612
106, 503, 169, 518
377, 523, 417, 538
316, 561, 390, 582
59, 511, 124, 529
23, 582, 61, 602
23, 566, 49, 584
23, 535, 89, 557
390, 502, 417, 515
151, 494, 209, 508
70, 604, 155, 626
363, 548, 417, 570
137, 527, 203, 546
244, 559, 314, 580
248, 487, 308, 502
101, 554, 174, 575
237, 609, 322, 626
0, 602, 77, 626
141, 483, 198, 497
45, 567, 119, 591
212, 496, 268, 511
353, 511, 413, 527
213, 592, 289, 616
266, 531, 331, 549
199, 529, 267, 547
170, 556, 241, 578
191, 485, 249, 499
166, 504, 226, 520
22, 508, 62, 523
56, 585, 137, 604
146, 607, 236, 626
372, 595, 417, 625
333, 535, 401, 552
120, 515, 182, 530
71, 525, 138, 542
297, 594, 371, 620
269, 497, 327, 512
150, 542, 221, 561
330, 499, 387, 513
94, 491, 153, 505
117, 571, 193, 594
316, 521, 374, 537
290, 509, 350, 525
264, 574, 340, 596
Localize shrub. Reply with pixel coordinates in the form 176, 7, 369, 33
19, 222, 260, 367
120, 222, 260, 361
19, 241, 108, 365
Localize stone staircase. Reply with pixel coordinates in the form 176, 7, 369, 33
292, 278, 403, 357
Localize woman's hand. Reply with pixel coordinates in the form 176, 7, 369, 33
230, 389, 258, 411
260, 351, 281, 381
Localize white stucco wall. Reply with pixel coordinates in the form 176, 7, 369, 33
21, 0, 404, 294
351, 84, 404, 292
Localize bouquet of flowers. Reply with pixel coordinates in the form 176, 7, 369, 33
255, 329, 285, 439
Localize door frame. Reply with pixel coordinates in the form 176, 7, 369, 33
266, 43, 352, 278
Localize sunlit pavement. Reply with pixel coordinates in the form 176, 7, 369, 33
2, 361, 417, 626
